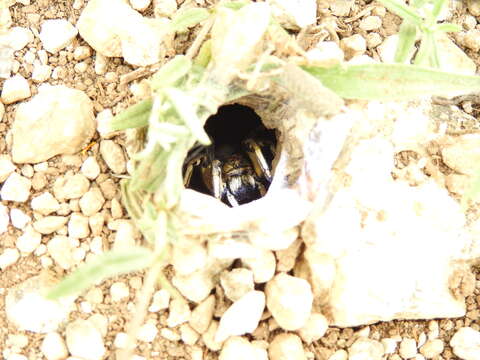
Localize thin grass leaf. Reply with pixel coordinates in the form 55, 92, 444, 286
221, 1, 249, 10
170, 8, 210, 33
302, 63, 480, 100
130, 149, 169, 191
194, 39, 212, 68
47, 247, 154, 299
377, 0, 423, 26
110, 99, 153, 131
151, 56, 192, 91
462, 170, 480, 209
431, 0, 447, 20
414, 32, 435, 66
395, 22, 417, 63
435, 23, 461, 33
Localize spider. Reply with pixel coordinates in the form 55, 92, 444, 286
183, 130, 276, 207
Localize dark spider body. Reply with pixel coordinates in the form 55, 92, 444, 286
183, 132, 276, 207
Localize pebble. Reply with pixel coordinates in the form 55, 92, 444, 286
419, 339, 444, 358
110, 282, 129, 302
242, 249, 276, 283
113, 332, 128, 349
100, 140, 126, 174
468, 0, 480, 16
11, 85, 95, 164
202, 320, 223, 351
171, 238, 207, 276
268, 0, 316, 29
220, 336, 268, 360
0, 248, 19, 269
41, 332, 68, 360
399, 338, 417, 359
348, 337, 384, 360
68, 213, 90, 238
189, 294, 215, 334
47, 235, 75, 269
359, 16, 382, 31
215, 291, 265, 342
0, 203, 9, 234
265, 273, 313, 330
66, 319, 106, 360
298, 312, 329, 344
179, 324, 199, 345
4, 26, 34, 50
54, 174, 90, 200
172, 270, 215, 303
110, 198, 123, 219
6, 275, 75, 333
136, 322, 158, 342
33, 216, 68, 234
31, 192, 60, 215
276, 238, 302, 272
88, 314, 108, 337
381, 338, 399, 354
113, 219, 138, 249
0, 157, 16, 182
153, 0, 176, 17
1, 74, 31, 104
39, 19, 78, 53
462, 29, 480, 52
148, 289, 170, 312
268, 333, 306, 360
1, 172, 31, 202
89, 214, 105, 237
329, 0, 353, 16
10, 208, 29, 229
328, 350, 348, 360
167, 299, 191, 328
441, 134, 480, 175
220, 268, 254, 301
340, 34, 366, 59
81, 156, 101, 180
16, 225, 41, 254
450, 327, 480, 360
305, 41, 344, 68
32, 63, 52, 82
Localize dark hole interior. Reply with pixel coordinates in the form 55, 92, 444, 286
184, 104, 277, 206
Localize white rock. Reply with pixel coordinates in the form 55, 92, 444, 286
31, 192, 60, 215
167, 299, 191, 328
265, 273, 313, 331
268, 0, 316, 29
100, 140, 126, 174
241, 248, 276, 283
12, 85, 95, 164
66, 319, 105, 360
441, 134, 480, 175
450, 327, 480, 360
268, 333, 306, 360
148, 289, 170, 312
202, 320, 223, 351
68, 213, 90, 238
132, 0, 151, 11
10, 208, 30, 229
1, 172, 31, 202
33, 216, 68, 234
0, 157, 16, 182
47, 235, 74, 269
79, 187, 105, 216
1, 75, 30, 104
136, 322, 158, 342
348, 338, 384, 360
377, 35, 414, 64
0, 203, 9, 234
436, 33, 476, 75
172, 238, 207, 276
6, 275, 76, 333
77, 0, 165, 66
160, 327, 180, 341
305, 41, 344, 68
381, 338, 398, 354
153, 0, 176, 17
298, 312, 329, 344
89, 214, 105, 237
189, 294, 215, 334
88, 314, 108, 337
110, 282, 129, 302
54, 174, 90, 201
0, 248, 19, 269
41, 332, 68, 360
3, 26, 33, 50
359, 16, 382, 31
399, 338, 417, 359
16, 225, 41, 254
32, 63, 52, 82
39, 19, 78, 53
419, 339, 444, 359
340, 34, 366, 59
216, 291, 265, 342
114, 332, 128, 348
81, 157, 100, 180
328, 350, 348, 360
330, 0, 353, 16
220, 268, 254, 301
276, 238, 302, 272
172, 270, 216, 303
113, 219, 138, 250
220, 336, 268, 360
6, 354, 27, 360
179, 323, 199, 345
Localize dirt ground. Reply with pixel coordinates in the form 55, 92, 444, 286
1, 0, 480, 359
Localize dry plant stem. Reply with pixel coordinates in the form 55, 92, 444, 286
186, 17, 214, 60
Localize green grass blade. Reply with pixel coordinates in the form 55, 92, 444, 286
151, 55, 192, 91
431, 0, 447, 20
435, 23, 461, 33
302, 63, 480, 100
110, 99, 153, 131
395, 22, 417, 63
414, 32, 434, 66
47, 247, 154, 299
377, 0, 423, 26
170, 8, 210, 33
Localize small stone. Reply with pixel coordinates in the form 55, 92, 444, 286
348, 338, 385, 360
268, 0, 316, 29
100, 140, 126, 174
79, 187, 105, 216
41, 332, 68, 360
268, 333, 305, 360
242, 249, 276, 283
47, 235, 75, 269
329, 0, 353, 16
81, 156, 100, 180
89, 213, 105, 237
399, 338, 417, 359
68, 213, 90, 238
359, 16, 381, 31
113, 219, 138, 250
153, 0, 176, 17
131, 0, 151, 11
98, 178, 117, 199
167, 299, 191, 328
114, 332, 128, 348
6, 26, 34, 50
220, 336, 268, 360
468, 0, 480, 16
340, 34, 366, 59
0, 157, 16, 182
450, 327, 480, 360
298, 312, 329, 344
0, 203, 9, 234
32, 63, 52, 82
16, 225, 41, 254
1, 172, 31, 202
382, 338, 399, 354
160, 327, 180, 341
10, 208, 30, 229
0, 248, 19, 269
1, 75, 31, 104
190, 294, 215, 334
54, 174, 90, 200
441, 134, 480, 175
179, 324, 199, 345
39, 19, 78, 53
172, 238, 207, 276
462, 29, 480, 52
110, 198, 123, 219
419, 339, 444, 359
216, 291, 265, 343
202, 320, 223, 351
88, 314, 108, 337
148, 289, 170, 312
136, 322, 158, 342
66, 319, 105, 360
33, 216, 68, 234
305, 41, 344, 68
31, 192, 60, 215
220, 268, 254, 302
110, 282, 129, 302
265, 273, 313, 331
328, 350, 348, 360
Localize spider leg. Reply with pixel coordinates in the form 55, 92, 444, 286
183, 155, 204, 188
243, 138, 272, 183
210, 159, 223, 201
225, 189, 240, 207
